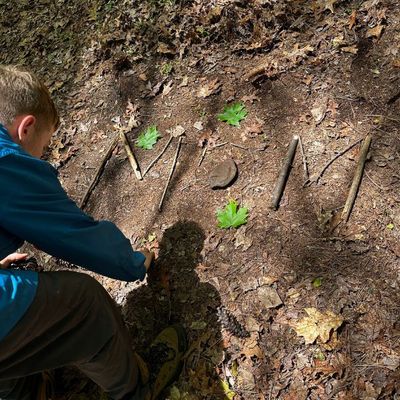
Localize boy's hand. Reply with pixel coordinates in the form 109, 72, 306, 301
140, 248, 155, 272
0, 253, 28, 269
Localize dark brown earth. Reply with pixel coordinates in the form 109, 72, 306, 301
1, 0, 400, 399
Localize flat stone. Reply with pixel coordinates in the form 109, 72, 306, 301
208, 159, 238, 189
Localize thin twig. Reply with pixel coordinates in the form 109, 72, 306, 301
142, 136, 173, 177
198, 145, 208, 167
230, 142, 267, 151
212, 142, 229, 148
80, 135, 119, 209
311, 138, 363, 185
230, 142, 248, 150
158, 136, 184, 212
342, 134, 372, 222
270, 135, 299, 210
119, 131, 142, 180
298, 135, 309, 181
365, 171, 388, 191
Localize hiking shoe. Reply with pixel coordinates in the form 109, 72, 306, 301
143, 325, 187, 400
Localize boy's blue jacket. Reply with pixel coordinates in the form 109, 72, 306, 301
0, 124, 146, 341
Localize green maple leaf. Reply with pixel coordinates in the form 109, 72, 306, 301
217, 200, 249, 229
135, 126, 161, 149
217, 102, 248, 127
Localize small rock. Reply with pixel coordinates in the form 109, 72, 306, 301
208, 159, 238, 189
257, 286, 283, 309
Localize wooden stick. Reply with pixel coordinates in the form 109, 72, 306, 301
142, 136, 173, 177
80, 135, 119, 209
270, 135, 299, 210
312, 138, 363, 185
341, 134, 372, 222
158, 136, 183, 212
119, 131, 142, 180
298, 135, 309, 181
198, 145, 207, 167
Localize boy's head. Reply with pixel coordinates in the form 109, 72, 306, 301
0, 65, 59, 158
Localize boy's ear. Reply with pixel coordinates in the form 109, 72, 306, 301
16, 115, 36, 142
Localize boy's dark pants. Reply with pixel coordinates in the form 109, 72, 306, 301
0, 271, 140, 400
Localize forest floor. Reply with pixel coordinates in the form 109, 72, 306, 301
1, 0, 400, 399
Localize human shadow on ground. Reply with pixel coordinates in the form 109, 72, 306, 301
123, 220, 229, 399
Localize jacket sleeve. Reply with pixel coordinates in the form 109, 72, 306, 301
0, 154, 146, 281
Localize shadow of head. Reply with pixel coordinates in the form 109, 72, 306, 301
124, 220, 230, 398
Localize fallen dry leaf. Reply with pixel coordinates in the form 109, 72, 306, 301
167, 125, 185, 138
162, 80, 174, 97
234, 229, 253, 251
242, 118, 264, 141
241, 93, 261, 103
326, 98, 338, 118
288, 44, 314, 62
125, 101, 141, 130
302, 75, 314, 86
157, 42, 175, 55
324, 0, 337, 13
193, 121, 204, 131
393, 59, 400, 68
348, 10, 357, 29
178, 76, 189, 87
341, 45, 358, 54
293, 308, 343, 345
197, 78, 222, 98
242, 333, 264, 359
311, 98, 328, 125
366, 24, 384, 38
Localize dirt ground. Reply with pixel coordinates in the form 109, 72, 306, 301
1, 0, 400, 399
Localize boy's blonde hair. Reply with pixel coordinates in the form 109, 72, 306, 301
0, 65, 59, 131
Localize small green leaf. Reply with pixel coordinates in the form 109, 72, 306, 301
387, 223, 394, 230
314, 348, 325, 361
217, 102, 248, 127
135, 126, 161, 149
190, 321, 207, 330
312, 277, 322, 288
217, 200, 249, 229
147, 233, 157, 242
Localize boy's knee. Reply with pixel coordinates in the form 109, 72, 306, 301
77, 273, 107, 298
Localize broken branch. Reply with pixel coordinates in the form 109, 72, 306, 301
159, 136, 183, 212
198, 145, 208, 167
341, 134, 372, 222
80, 135, 119, 209
119, 130, 142, 180
270, 135, 299, 210
142, 136, 173, 177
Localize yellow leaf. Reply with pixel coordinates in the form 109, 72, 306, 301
220, 380, 236, 400
293, 308, 343, 345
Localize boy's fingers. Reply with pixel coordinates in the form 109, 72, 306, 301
140, 249, 155, 271
0, 253, 28, 268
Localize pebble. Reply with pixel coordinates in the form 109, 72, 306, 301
208, 159, 238, 189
